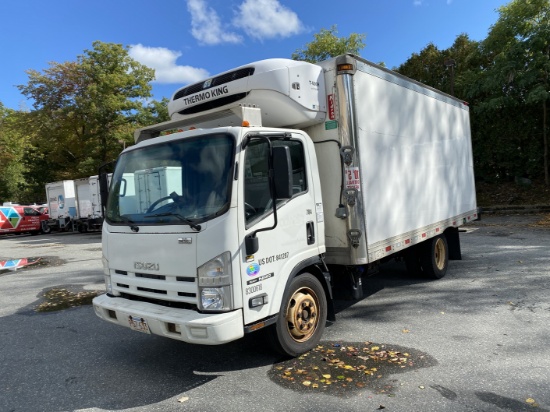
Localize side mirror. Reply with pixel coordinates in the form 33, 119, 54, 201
98, 161, 115, 215
272, 146, 292, 200
245, 235, 259, 255
98, 173, 110, 211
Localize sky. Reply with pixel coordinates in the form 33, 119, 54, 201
0, 0, 511, 111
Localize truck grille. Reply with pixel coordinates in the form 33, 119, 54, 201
111, 269, 197, 306
119, 292, 197, 310
136, 273, 165, 280
173, 67, 255, 100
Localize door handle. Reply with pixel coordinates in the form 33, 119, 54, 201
306, 221, 315, 245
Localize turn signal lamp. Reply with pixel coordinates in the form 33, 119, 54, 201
249, 293, 268, 308
337, 63, 354, 72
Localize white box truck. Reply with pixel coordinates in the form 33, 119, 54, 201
135, 167, 182, 213
45, 180, 77, 231
74, 175, 111, 232
93, 55, 478, 356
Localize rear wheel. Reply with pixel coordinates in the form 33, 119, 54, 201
270, 273, 327, 357
420, 235, 448, 279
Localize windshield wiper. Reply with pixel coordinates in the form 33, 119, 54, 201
144, 212, 202, 231
118, 215, 140, 232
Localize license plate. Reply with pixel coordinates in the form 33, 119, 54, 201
128, 315, 150, 334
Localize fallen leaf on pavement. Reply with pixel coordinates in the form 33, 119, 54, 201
526, 398, 539, 406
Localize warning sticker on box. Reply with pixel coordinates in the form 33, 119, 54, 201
345, 167, 361, 191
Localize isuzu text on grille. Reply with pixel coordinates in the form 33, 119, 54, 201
134, 262, 159, 271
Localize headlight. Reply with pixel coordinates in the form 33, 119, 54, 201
198, 252, 232, 312
200, 287, 231, 311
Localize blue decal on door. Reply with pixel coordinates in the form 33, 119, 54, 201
246, 263, 260, 276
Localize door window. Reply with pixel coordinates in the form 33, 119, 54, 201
23, 208, 41, 216
244, 139, 307, 226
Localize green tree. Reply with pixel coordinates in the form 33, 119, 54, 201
396, 43, 446, 89
292, 26, 366, 63
18, 41, 155, 179
131, 97, 170, 129
111, 97, 170, 152
396, 34, 479, 97
0, 104, 36, 202
478, 0, 550, 184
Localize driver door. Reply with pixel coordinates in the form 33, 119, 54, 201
239, 136, 320, 325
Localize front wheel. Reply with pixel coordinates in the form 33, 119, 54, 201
270, 273, 327, 358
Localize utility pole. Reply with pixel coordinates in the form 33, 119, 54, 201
444, 58, 456, 96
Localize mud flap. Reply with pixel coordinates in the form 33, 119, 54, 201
445, 227, 462, 260
350, 268, 364, 300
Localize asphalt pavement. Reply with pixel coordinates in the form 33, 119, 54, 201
0, 214, 549, 412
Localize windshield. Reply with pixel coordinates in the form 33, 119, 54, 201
106, 133, 235, 226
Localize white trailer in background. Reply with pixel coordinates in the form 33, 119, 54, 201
93, 55, 478, 357
45, 180, 76, 231
135, 167, 182, 213
74, 177, 92, 229
74, 175, 110, 232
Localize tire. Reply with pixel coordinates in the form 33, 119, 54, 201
419, 235, 449, 279
40, 221, 51, 234
270, 273, 327, 358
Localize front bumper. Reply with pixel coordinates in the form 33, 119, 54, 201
93, 294, 244, 345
